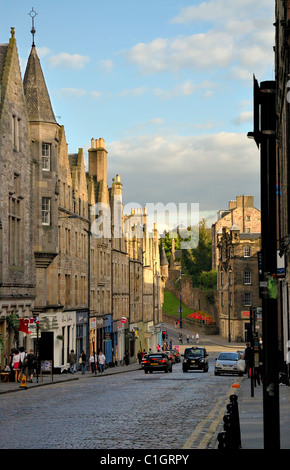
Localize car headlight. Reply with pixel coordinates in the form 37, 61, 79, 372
200, 359, 204, 363
216, 362, 220, 367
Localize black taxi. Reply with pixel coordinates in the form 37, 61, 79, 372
182, 346, 209, 372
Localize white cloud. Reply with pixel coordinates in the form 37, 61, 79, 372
123, 1, 274, 81
124, 32, 234, 73
118, 86, 147, 97
232, 111, 253, 126
99, 59, 113, 73
171, 0, 273, 24
54, 88, 87, 98
48, 52, 90, 69
90, 91, 102, 99
54, 88, 102, 99
107, 131, 260, 214
36, 46, 51, 58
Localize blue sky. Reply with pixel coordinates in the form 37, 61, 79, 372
1, 0, 275, 226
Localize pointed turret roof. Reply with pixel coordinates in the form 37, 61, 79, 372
23, 45, 56, 123
160, 243, 168, 266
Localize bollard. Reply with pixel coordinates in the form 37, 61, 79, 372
229, 394, 241, 448
217, 394, 242, 449
217, 431, 228, 449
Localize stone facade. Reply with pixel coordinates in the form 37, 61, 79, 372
0, 29, 166, 370
3, 30, 267, 370
216, 226, 262, 342
0, 29, 35, 363
211, 195, 261, 270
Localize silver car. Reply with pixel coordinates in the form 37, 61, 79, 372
214, 351, 243, 376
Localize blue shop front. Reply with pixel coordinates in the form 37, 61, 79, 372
104, 314, 113, 366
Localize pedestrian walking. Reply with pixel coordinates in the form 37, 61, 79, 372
89, 352, 97, 373
25, 349, 36, 383
242, 343, 253, 378
79, 350, 86, 374
68, 349, 76, 374
12, 349, 21, 382
98, 351, 106, 374
138, 350, 142, 363
140, 349, 146, 360
186, 334, 189, 344
195, 333, 199, 343
123, 351, 129, 366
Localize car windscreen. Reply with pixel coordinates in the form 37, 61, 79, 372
184, 348, 204, 358
218, 353, 239, 361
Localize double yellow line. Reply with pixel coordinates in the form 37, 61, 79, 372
182, 379, 243, 449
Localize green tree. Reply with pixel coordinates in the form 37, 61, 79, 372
162, 229, 182, 262
182, 219, 212, 287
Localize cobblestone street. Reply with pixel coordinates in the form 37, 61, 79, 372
0, 356, 242, 449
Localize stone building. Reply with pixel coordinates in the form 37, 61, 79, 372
216, 225, 262, 342
0, 28, 36, 363
23, 36, 61, 365
0, 27, 166, 371
211, 195, 261, 270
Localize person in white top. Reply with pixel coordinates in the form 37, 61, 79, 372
98, 351, 106, 374
12, 350, 21, 382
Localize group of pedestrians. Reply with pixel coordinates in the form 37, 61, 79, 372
178, 333, 199, 344
5, 347, 36, 383
68, 349, 107, 375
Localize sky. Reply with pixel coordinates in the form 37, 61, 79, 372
1, 0, 275, 228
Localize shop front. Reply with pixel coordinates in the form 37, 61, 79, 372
76, 309, 89, 367
104, 314, 112, 365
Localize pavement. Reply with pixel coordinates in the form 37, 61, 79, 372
1, 332, 289, 450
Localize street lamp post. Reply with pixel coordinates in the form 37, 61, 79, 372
248, 77, 280, 449
228, 278, 231, 343
179, 267, 183, 329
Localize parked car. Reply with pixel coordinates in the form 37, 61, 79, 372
141, 354, 148, 369
143, 353, 173, 374
182, 346, 209, 372
163, 350, 175, 363
214, 351, 243, 376
170, 349, 181, 363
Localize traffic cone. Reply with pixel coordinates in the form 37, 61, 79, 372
20, 374, 27, 389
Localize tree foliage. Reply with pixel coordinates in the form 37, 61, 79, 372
161, 219, 214, 289
181, 219, 213, 287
